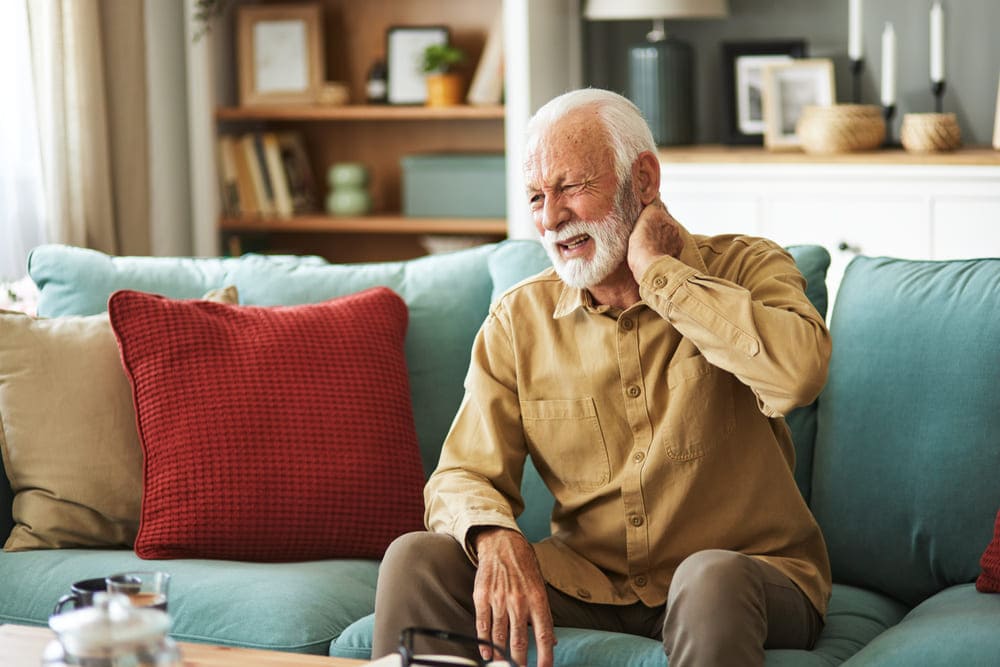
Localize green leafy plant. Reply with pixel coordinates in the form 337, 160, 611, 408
193, 0, 229, 41
421, 44, 466, 74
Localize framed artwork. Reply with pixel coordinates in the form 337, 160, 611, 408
386, 26, 449, 104
762, 58, 836, 151
721, 40, 808, 145
237, 4, 324, 106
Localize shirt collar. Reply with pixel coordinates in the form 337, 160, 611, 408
552, 219, 706, 319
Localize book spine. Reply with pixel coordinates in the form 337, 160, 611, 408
263, 132, 294, 218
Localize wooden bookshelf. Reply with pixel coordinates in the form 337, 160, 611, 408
214, 0, 506, 263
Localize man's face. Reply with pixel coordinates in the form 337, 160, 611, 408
524, 111, 641, 290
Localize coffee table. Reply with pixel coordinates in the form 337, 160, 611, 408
0, 624, 369, 667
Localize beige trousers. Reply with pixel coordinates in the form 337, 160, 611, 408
372, 532, 822, 666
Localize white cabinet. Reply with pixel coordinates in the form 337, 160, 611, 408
659, 149, 1000, 311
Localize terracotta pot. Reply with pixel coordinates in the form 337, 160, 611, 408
425, 73, 463, 107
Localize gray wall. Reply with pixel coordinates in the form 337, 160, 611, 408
583, 0, 1000, 145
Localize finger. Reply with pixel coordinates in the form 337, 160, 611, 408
508, 613, 530, 667
491, 605, 509, 661
473, 588, 493, 661
532, 615, 557, 667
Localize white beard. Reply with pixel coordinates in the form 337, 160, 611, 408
541, 191, 640, 290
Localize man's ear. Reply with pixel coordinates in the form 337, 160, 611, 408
632, 151, 661, 205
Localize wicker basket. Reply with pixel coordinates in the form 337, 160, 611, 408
796, 104, 885, 154
900, 113, 962, 153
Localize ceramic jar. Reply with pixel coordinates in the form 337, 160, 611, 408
326, 162, 372, 216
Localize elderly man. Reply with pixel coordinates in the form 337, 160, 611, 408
372, 88, 831, 667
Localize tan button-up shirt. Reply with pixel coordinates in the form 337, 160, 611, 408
425, 227, 833, 617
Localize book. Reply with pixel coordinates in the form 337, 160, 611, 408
230, 135, 259, 216
216, 135, 240, 216
467, 8, 504, 105
275, 132, 319, 214
240, 134, 274, 217
252, 133, 277, 217
262, 132, 294, 218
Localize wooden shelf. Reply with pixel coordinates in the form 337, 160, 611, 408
659, 144, 1000, 166
220, 214, 508, 235
216, 104, 505, 122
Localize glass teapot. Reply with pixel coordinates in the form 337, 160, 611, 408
44, 592, 181, 667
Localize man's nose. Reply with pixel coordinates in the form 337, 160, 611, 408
541, 196, 569, 232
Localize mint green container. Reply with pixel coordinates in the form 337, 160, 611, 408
401, 153, 506, 218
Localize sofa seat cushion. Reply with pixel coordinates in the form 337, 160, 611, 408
843, 584, 1000, 666
330, 584, 907, 665
0, 549, 379, 654
811, 257, 1000, 606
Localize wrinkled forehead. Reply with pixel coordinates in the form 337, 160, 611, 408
524, 108, 614, 185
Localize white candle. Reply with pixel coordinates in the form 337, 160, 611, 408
881, 22, 896, 106
849, 0, 864, 61
930, 2, 944, 82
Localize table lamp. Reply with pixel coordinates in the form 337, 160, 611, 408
584, 0, 728, 145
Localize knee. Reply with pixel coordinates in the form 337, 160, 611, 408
380, 531, 468, 585
669, 550, 761, 605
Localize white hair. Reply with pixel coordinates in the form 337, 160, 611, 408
525, 88, 657, 187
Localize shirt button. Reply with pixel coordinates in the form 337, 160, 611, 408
633, 451, 645, 464
621, 318, 634, 331
630, 515, 644, 527
652, 276, 667, 288
634, 575, 648, 587
576, 588, 591, 599
627, 385, 641, 398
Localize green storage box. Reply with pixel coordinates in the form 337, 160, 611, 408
401, 153, 506, 218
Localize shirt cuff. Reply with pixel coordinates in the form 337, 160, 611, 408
452, 512, 522, 565
638, 255, 698, 303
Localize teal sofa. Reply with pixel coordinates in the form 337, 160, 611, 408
1, 240, 998, 665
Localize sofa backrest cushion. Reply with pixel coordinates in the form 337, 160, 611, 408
28, 244, 327, 317
227, 245, 497, 476
487, 239, 831, 541
811, 256, 1000, 606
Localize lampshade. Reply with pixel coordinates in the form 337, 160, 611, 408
584, 0, 728, 20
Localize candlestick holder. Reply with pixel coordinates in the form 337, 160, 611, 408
932, 80, 946, 113
850, 59, 864, 104
882, 104, 897, 147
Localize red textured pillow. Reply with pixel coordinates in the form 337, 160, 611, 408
108, 287, 425, 562
978, 509, 1000, 593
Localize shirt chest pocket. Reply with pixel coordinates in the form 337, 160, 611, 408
662, 355, 735, 461
520, 397, 610, 491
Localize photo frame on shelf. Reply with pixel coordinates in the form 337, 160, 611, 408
721, 40, 808, 145
386, 26, 449, 105
762, 58, 835, 151
237, 3, 324, 106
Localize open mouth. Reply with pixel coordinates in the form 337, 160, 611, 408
557, 234, 592, 258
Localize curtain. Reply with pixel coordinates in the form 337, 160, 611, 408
0, 2, 47, 280
0, 0, 151, 280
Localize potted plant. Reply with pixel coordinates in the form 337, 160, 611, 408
421, 43, 466, 107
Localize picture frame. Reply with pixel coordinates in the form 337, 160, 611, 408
721, 40, 808, 145
237, 3, 324, 107
386, 26, 449, 105
762, 58, 836, 151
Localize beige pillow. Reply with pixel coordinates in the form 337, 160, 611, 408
0, 286, 239, 551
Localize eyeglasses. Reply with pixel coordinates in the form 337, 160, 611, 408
398, 626, 518, 667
